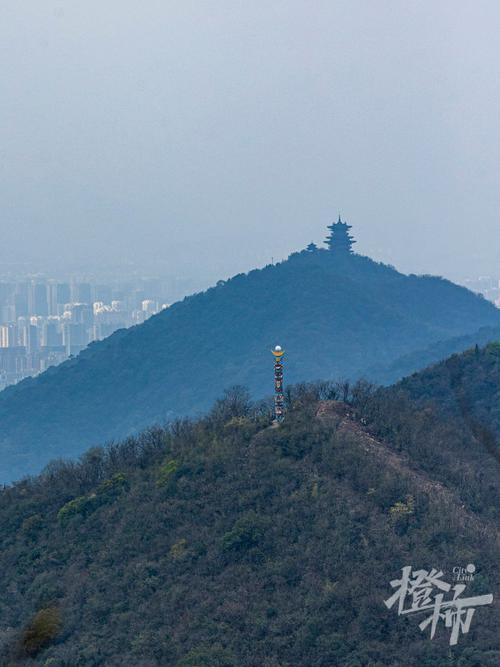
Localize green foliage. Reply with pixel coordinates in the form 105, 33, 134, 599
352, 343, 500, 525
389, 495, 415, 518
57, 494, 95, 523
222, 511, 267, 553
389, 495, 415, 534
157, 458, 178, 487
97, 471, 129, 494
58, 472, 129, 523
0, 359, 499, 665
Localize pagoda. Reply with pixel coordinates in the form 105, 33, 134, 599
325, 216, 356, 253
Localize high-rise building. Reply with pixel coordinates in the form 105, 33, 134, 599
0, 326, 10, 348
0, 273, 176, 388
42, 320, 62, 347
0, 324, 18, 348
62, 322, 87, 355
47, 282, 59, 316
73, 282, 92, 304
71, 303, 93, 326
27, 325, 39, 353
17, 319, 29, 348
57, 283, 71, 306
14, 284, 29, 318
31, 282, 49, 316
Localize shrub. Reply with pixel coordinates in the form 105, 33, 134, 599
58, 473, 128, 523
222, 511, 267, 553
389, 495, 415, 518
157, 458, 178, 487
389, 495, 415, 534
57, 495, 95, 523
97, 472, 129, 494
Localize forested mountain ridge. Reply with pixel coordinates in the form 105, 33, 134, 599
0, 351, 499, 666
1, 246, 500, 483
394, 341, 500, 452
367, 325, 500, 385
354, 342, 500, 529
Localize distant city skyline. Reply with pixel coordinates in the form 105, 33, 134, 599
0, 272, 206, 390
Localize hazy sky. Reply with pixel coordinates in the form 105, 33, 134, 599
1, 2, 499, 281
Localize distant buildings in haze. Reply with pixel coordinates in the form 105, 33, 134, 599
0, 275, 199, 391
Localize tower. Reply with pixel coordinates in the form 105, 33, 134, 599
271, 345, 285, 422
325, 215, 356, 253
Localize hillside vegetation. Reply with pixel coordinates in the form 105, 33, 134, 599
0, 344, 499, 665
1, 248, 500, 482
396, 341, 500, 438
368, 325, 500, 385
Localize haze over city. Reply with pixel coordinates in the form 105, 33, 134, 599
1, 2, 500, 283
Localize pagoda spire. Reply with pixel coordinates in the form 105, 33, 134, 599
325, 215, 356, 253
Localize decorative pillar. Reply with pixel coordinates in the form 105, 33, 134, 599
271, 345, 285, 422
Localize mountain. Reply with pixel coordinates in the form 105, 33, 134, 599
1, 247, 500, 483
394, 341, 500, 444
355, 342, 500, 524
367, 325, 500, 385
0, 347, 499, 666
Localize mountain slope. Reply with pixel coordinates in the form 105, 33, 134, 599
0, 376, 498, 666
395, 341, 500, 443
367, 325, 500, 385
1, 248, 500, 483
353, 342, 500, 525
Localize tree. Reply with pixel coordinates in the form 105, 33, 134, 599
325, 216, 356, 253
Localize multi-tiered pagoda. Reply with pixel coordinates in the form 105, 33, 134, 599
325, 216, 356, 253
